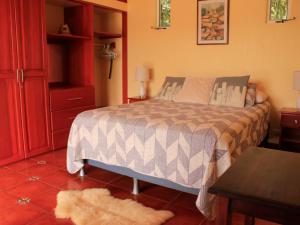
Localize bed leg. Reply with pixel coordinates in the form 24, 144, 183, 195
79, 168, 86, 177
132, 178, 139, 195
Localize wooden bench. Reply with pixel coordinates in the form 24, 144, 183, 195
209, 147, 300, 225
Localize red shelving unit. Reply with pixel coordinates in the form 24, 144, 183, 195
94, 31, 122, 39
47, 33, 91, 42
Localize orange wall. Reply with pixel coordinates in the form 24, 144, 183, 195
84, 0, 127, 11
127, 0, 300, 130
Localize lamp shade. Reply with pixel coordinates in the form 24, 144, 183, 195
135, 66, 150, 82
293, 71, 300, 91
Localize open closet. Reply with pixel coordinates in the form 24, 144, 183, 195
94, 7, 123, 107
46, 0, 127, 150
0, 0, 128, 166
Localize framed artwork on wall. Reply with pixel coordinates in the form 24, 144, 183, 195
197, 0, 229, 45
267, 0, 294, 23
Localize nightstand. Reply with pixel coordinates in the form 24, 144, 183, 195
128, 96, 149, 104
280, 108, 300, 152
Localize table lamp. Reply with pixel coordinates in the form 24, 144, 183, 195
293, 71, 300, 109
135, 66, 149, 99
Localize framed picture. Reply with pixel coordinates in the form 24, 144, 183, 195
267, 0, 291, 23
197, 0, 229, 45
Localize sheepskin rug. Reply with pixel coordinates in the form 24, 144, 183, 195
55, 188, 174, 225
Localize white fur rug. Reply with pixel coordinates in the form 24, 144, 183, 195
55, 188, 174, 225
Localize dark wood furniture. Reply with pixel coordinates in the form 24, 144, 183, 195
128, 96, 149, 104
209, 147, 300, 225
280, 108, 300, 152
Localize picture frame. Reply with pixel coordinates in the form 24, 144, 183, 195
197, 0, 229, 45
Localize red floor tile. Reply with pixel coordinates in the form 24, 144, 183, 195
60, 176, 106, 191
0, 166, 12, 176
28, 149, 68, 170
132, 193, 168, 209
41, 170, 78, 188
164, 204, 205, 225
31, 150, 67, 166
18, 163, 60, 178
109, 175, 136, 191
106, 185, 168, 210
106, 175, 181, 202
28, 213, 74, 225
52, 149, 67, 158
31, 188, 60, 211
6, 159, 39, 172
105, 184, 134, 199
7, 180, 57, 199
86, 166, 122, 183
54, 159, 68, 169
0, 172, 28, 191
172, 192, 198, 211
0, 191, 18, 211
141, 183, 182, 202
0, 203, 45, 225
110, 175, 149, 192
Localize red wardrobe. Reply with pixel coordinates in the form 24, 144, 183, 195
0, 0, 127, 166
0, 0, 51, 166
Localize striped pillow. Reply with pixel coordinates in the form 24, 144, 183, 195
156, 77, 186, 101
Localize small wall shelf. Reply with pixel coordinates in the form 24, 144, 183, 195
47, 33, 91, 43
94, 31, 122, 39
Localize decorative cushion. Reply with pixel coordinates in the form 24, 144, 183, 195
174, 77, 215, 104
156, 77, 186, 101
209, 75, 250, 108
256, 90, 268, 104
245, 83, 257, 107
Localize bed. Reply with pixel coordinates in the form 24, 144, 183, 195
67, 99, 270, 218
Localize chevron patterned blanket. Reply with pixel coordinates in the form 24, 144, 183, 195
67, 99, 270, 217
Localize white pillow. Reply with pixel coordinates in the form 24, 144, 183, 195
174, 77, 215, 104
256, 90, 268, 104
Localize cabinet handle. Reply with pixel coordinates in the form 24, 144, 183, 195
16, 69, 19, 84
20, 69, 24, 83
67, 97, 83, 101
295, 120, 298, 125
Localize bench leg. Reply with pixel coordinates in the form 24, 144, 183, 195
215, 197, 231, 225
245, 216, 255, 225
226, 200, 233, 225
132, 178, 139, 195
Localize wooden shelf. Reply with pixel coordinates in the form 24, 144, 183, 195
47, 33, 91, 43
48, 82, 91, 90
94, 31, 122, 39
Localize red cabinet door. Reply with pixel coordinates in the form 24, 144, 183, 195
21, 78, 52, 157
0, 0, 25, 166
18, 0, 47, 76
17, 0, 51, 157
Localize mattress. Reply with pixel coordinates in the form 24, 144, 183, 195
67, 99, 270, 217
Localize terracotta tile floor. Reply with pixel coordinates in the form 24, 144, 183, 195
0, 149, 279, 225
